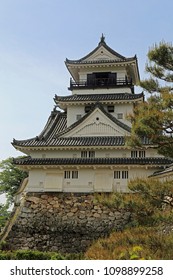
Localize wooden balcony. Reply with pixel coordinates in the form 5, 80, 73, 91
69, 77, 133, 90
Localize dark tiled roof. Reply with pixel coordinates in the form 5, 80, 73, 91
150, 163, 173, 177
49, 136, 126, 146
13, 135, 150, 148
14, 157, 173, 166
55, 93, 144, 103
14, 136, 125, 147
65, 38, 136, 64
13, 101, 153, 148
66, 58, 137, 65
12, 111, 67, 147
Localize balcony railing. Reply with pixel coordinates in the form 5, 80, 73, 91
69, 77, 133, 90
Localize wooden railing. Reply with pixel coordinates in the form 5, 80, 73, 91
69, 77, 133, 90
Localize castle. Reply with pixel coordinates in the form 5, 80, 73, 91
12, 35, 172, 193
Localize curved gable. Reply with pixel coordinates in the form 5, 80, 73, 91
58, 104, 131, 138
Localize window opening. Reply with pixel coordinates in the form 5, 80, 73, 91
81, 151, 88, 158
85, 106, 91, 113
122, 170, 128, 179
64, 171, 70, 179
89, 151, 95, 158
131, 150, 138, 158
117, 113, 123, 119
107, 105, 114, 113
72, 171, 78, 179
139, 150, 146, 158
114, 171, 121, 179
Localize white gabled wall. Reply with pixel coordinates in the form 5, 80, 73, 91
65, 107, 131, 137
67, 103, 133, 128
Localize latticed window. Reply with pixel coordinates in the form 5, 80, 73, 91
131, 151, 138, 157
114, 171, 121, 179
72, 171, 78, 179
122, 170, 128, 179
81, 151, 88, 158
131, 150, 146, 158
89, 151, 95, 158
64, 171, 70, 179
64, 170, 79, 179
81, 151, 95, 158
139, 150, 146, 158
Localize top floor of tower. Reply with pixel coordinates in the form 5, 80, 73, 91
65, 34, 140, 94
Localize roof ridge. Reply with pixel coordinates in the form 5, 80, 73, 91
65, 38, 135, 64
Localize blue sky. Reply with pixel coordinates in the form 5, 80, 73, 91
0, 0, 173, 160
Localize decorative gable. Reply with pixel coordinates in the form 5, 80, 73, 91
82, 45, 123, 62
65, 36, 139, 85
60, 107, 131, 137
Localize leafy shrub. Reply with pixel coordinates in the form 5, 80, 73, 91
14, 250, 51, 260
95, 178, 173, 227
0, 249, 84, 260
85, 226, 173, 260
0, 250, 13, 260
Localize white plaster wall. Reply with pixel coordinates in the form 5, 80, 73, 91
29, 147, 161, 159
67, 103, 133, 127
63, 169, 95, 192
45, 171, 63, 191
67, 105, 84, 127
26, 166, 161, 193
72, 88, 132, 95
26, 169, 45, 192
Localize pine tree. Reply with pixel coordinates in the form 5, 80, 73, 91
128, 42, 173, 158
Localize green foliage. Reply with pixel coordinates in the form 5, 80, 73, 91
95, 178, 173, 227
127, 178, 173, 226
91, 178, 173, 259
0, 250, 13, 260
0, 157, 28, 204
0, 204, 10, 231
14, 250, 55, 260
85, 226, 173, 260
94, 192, 126, 209
128, 41, 173, 158
146, 42, 173, 83
0, 249, 84, 260
0, 240, 8, 250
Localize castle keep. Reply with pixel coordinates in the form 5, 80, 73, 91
12, 36, 172, 192
3, 36, 172, 253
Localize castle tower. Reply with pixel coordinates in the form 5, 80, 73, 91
12, 36, 172, 193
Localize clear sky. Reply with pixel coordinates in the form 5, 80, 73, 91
0, 0, 173, 161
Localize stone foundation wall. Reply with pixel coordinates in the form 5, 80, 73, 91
5, 193, 130, 253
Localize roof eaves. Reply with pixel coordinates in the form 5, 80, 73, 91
65, 39, 135, 64
14, 157, 173, 166
12, 111, 67, 147
54, 93, 144, 104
